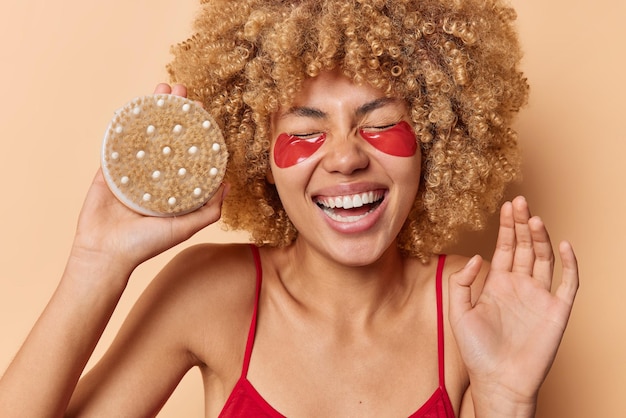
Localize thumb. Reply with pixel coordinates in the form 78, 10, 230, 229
449, 255, 483, 323
168, 183, 229, 243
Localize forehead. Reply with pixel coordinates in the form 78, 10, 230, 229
279, 70, 407, 118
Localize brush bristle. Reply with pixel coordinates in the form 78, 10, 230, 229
101, 94, 228, 216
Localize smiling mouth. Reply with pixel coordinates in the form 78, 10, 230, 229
314, 190, 385, 222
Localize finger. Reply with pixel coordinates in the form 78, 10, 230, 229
555, 240, 579, 306
449, 255, 483, 324
490, 200, 515, 272
170, 183, 229, 241
528, 216, 555, 289
170, 84, 188, 97
86, 169, 125, 210
153, 83, 172, 94
511, 196, 535, 276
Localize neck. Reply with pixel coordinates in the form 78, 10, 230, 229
275, 239, 412, 325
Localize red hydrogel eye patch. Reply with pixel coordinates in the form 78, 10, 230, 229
359, 121, 417, 157
274, 133, 326, 168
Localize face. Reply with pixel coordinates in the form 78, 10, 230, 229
269, 70, 421, 266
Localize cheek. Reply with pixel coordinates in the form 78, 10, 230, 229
359, 121, 417, 157
273, 133, 326, 168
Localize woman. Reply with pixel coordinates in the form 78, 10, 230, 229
0, 0, 578, 416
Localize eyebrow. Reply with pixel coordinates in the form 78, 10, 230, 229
281, 97, 400, 120
282, 106, 326, 119
355, 97, 399, 118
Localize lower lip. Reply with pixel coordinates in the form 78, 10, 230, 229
316, 195, 388, 234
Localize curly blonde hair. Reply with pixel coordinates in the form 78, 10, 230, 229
168, 0, 528, 260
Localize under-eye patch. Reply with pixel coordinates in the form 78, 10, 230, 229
101, 94, 228, 216
359, 121, 417, 157
273, 133, 326, 168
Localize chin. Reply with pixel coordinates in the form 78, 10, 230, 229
323, 239, 398, 268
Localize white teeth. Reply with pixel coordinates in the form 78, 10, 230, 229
316, 191, 383, 210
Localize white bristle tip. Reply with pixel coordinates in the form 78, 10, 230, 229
152, 171, 161, 180
162, 146, 172, 155
209, 167, 219, 177
178, 168, 187, 176
168, 197, 177, 206
147, 125, 155, 134
121, 176, 129, 185
212, 143, 221, 152
136, 150, 146, 159
157, 99, 165, 107
188, 146, 198, 155
202, 120, 211, 129
182, 104, 191, 112
143, 193, 152, 202
111, 152, 119, 160
193, 188, 202, 196
173, 124, 183, 134
133, 106, 141, 115
115, 125, 123, 134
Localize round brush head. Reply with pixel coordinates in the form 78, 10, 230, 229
101, 94, 228, 216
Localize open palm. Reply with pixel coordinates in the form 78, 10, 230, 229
449, 197, 579, 406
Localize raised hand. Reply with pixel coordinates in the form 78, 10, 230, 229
449, 196, 579, 414
0, 83, 227, 417
71, 83, 227, 277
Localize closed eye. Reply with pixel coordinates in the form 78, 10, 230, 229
291, 132, 325, 139
360, 123, 398, 133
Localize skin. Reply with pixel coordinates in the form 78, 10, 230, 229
268, 70, 422, 267
0, 79, 578, 418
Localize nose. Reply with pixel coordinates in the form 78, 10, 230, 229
320, 133, 369, 175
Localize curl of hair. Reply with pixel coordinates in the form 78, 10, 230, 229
168, 0, 528, 261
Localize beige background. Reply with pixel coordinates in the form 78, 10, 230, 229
0, 1, 622, 417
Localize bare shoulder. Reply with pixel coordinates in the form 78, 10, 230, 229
160, 242, 257, 289
150, 242, 258, 305
138, 243, 259, 369
66, 244, 259, 415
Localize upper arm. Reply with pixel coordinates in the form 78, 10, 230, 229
66, 244, 254, 417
